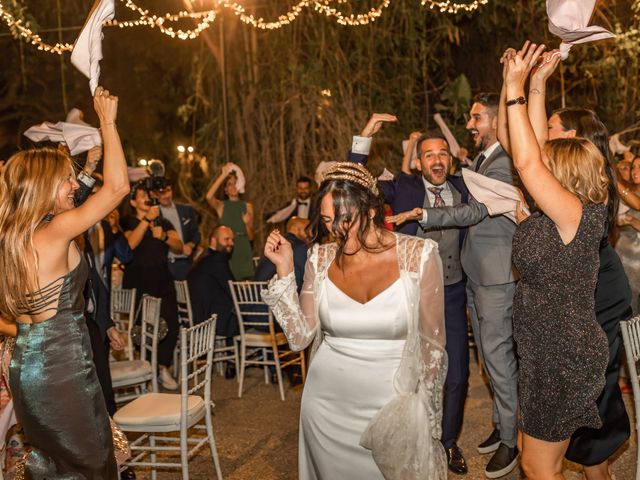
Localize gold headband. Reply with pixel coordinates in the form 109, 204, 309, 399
322, 162, 379, 196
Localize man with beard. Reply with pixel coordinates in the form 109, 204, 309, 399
349, 115, 472, 475
389, 94, 520, 478
187, 225, 239, 377
265, 176, 314, 224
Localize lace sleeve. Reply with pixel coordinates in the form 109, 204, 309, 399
260, 247, 319, 351
359, 237, 448, 480
418, 244, 447, 438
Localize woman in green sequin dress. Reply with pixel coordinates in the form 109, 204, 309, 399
206, 164, 255, 279
0, 87, 130, 478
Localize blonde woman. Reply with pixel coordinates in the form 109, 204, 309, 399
503, 43, 610, 479
0, 87, 129, 478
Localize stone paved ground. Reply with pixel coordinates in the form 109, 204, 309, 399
132, 361, 637, 479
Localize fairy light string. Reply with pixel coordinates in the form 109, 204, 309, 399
0, 0, 491, 54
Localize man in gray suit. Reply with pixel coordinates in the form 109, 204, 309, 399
403, 93, 519, 478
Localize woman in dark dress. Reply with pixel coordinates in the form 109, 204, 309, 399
502, 43, 611, 479
0, 87, 129, 478
122, 183, 183, 390
524, 51, 631, 479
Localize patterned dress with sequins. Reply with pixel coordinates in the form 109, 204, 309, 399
512, 203, 609, 442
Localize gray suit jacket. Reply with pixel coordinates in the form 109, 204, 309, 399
419, 145, 519, 286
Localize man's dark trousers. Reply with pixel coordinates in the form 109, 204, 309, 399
442, 279, 469, 449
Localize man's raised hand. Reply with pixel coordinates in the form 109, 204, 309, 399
360, 113, 398, 138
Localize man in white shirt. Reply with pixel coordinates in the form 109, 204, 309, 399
265, 176, 313, 224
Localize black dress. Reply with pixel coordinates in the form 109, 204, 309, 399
565, 236, 631, 464
10, 253, 118, 478
512, 204, 609, 442
121, 216, 179, 368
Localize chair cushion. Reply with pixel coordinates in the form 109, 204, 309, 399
110, 360, 152, 384
114, 393, 205, 429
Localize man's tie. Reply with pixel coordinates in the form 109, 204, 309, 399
474, 153, 486, 172
428, 187, 445, 208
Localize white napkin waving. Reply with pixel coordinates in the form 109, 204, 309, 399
433, 113, 462, 158
24, 121, 102, 156
266, 199, 297, 224
462, 169, 530, 223
401, 139, 418, 169
226, 162, 246, 194
71, 0, 115, 95
547, 0, 615, 60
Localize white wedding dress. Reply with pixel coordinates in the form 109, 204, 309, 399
299, 276, 406, 479
262, 233, 447, 480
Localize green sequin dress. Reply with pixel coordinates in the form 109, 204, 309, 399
221, 199, 254, 280
10, 254, 118, 478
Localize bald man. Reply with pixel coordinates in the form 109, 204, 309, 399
187, 225, 239, 340
255, 217, 310, 292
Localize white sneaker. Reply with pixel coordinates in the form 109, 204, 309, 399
159, 366, 179, 390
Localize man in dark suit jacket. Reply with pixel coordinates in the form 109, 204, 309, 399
187, 225, 238, 338
414, 94, 520, 477
349, 117, 472, 474
158, 183, 201, 280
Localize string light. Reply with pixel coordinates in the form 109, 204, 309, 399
421, 0, 489, 14
0, 0, 73, 53
0, 0, 490, 55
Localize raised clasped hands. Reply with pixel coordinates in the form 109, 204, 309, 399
385, 207, 423, 226
264, 229, 294, 278
93, 86, 118, 126
503, 40, 547, 92
360, 113, 398, 138
530, 49, 562, 84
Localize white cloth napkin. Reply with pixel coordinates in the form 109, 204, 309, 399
547, 0, 615, 60
24, 121, 102, 155
267, 199, 297, 224
461, 169, 530, 223
433, 113, 462, 158
71, 0, 115, 94
225, 162, 246, 194
401, 139, 418, 169
610, 133, 631, 155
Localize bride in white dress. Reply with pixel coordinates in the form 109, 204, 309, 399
262, 162, 448, 480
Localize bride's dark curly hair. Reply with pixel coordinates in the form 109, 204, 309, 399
309, 163, 391, 266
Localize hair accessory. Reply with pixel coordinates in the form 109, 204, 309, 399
322, 162, 379, 196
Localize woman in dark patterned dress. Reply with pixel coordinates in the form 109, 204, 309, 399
518, 48, 632, 478
503, 43, 610, 479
